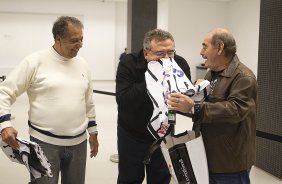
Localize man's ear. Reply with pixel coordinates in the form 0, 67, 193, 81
218, 43, 224, 55
143, 48, 149, 59
55, 35, 61, 43
143, 48, 148, 56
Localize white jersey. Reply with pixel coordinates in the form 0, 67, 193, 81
145, 57, 209, 139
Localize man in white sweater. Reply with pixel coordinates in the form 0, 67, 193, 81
0, 16, 99, 184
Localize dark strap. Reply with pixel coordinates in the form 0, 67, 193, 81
143, 125, 173, 165
28, 121, 86, 139
93, 90, 115, 96
192, 103, 202, 136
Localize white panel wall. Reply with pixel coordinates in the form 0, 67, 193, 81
0, 0, 118, 80
157, 0, 169, 30
165, 0, 228, 81
0, 13, 57, 75
160, 0, 260, 80
228, 0, 260, 76
114, 2, 127, 73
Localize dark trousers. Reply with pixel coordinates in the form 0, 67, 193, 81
117, 125, 171, 184
209, 169, 251, 184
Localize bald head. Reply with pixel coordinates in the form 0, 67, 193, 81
209, 28, 229, 35
208, 28, 237, 58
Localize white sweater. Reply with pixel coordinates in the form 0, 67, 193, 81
0, 47, 97, 146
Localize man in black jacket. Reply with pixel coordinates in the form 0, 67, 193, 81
115, 29, 191, 184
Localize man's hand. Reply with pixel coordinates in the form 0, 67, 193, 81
89, 134, 99, 158
1, 127, 19, 149
167, 92, 194, 113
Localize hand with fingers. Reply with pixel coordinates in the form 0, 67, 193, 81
1, 127, 19, 149
167, 92, 194, 113
89, 134, 99, 158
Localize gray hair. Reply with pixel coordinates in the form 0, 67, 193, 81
211, 29, 237, 58
143, 29, 174, 50
52, 16, 84, 40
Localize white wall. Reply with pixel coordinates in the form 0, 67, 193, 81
160, 0, 260, 81
0, 13, 59, 75
165, 0, 229, 81
114, 2, 127, 73
228, 0, 260, 76
157, 0, 169, 30
0, 0, 121, 80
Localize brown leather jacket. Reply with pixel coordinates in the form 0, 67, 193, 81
200, 55, 258, 173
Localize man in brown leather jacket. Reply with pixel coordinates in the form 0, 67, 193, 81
167, 28, 258, 184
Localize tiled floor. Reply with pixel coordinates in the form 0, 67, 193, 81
0, 81, 281, 184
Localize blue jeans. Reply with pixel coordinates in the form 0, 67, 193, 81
209, 169, 251, 184
117, 125, 171, 184
29, 137, 87, 184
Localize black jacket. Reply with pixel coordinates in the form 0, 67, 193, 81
116, 49, 191, 143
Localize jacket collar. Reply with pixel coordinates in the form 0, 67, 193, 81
136, 49, 148, 70
220, 54, 240, 78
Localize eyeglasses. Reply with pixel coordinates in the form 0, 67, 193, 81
150, 50, 176, 57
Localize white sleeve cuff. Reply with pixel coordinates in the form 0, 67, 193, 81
0, 121, 13, 132
87, 126, 98, 135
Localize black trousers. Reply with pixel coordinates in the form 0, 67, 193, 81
117, 125, 171, 184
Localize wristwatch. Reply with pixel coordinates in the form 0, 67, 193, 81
191, 101, 202, 114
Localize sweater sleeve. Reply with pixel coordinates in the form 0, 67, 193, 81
0, 58, 34, 131
82, 61, 97, 134
86, 83, 97, 134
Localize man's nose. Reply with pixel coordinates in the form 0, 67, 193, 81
200, 49, 204, 56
